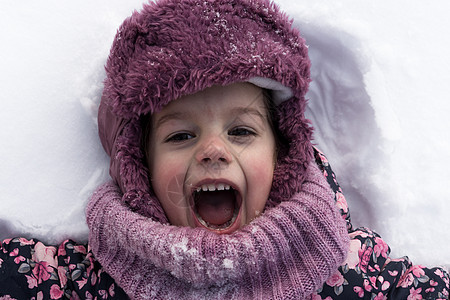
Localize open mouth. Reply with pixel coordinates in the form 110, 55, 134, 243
191, 182, 241, 232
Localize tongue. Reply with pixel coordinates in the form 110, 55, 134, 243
196, 190, 235, 225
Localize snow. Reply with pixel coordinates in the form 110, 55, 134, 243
1, 0, 449, 269
223, 258, 234, 269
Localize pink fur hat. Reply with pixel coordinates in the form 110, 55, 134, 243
98, 0, 313, 222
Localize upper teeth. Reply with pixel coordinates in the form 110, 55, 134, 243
196, 183, 231, 192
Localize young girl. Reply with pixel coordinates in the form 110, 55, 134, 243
1, 0, 448, 299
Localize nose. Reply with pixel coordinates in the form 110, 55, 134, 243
195, 135, 232, 166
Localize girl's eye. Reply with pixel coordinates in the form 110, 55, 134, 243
228, 127, 256, 137
166, 132, 195, 143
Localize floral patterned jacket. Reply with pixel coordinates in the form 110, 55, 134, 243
0, 148, 448, 299
312, 149, 449, 300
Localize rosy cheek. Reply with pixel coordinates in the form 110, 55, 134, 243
163, 173, 188, 207
243, 155, 275, 222
248, 149, 275, 185
152, 160, 190, 225
152, 156, 182, 195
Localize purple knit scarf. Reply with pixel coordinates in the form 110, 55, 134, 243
87, 162, 349, 299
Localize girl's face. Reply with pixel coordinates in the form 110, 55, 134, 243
147, 82, 276, 234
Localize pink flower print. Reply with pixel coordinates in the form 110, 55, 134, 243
443, 288, 449, 297
407, 287, 423, 300
86, 261, 94, 274
25, 274, 38, 289
109, 284, 115, 297
18, 238, 35, 246
398, 272, 415, 288
90, 270, 97, 285
36, 291, 43, 300
326, 271, 345, 287
310, 294, 321, 300
443, 275, 449, 286
33, 242, 58, 269
57, 266, 67, 288
98, 284, 117, 300
57, 242, 66, 257
411, 265, 425, 278
49, 284, 64, 299
358, 244, 373, 273
349, 230, 370, 239
345, 239, 362, 269
369, 276, 378, 287
363, 279, 373, 292
430, 280, 439, 287
335, 192, 348, 213
73, 245, 87, 254
388, 270, 399, 277
353, 286, 364, 298
14, 255, 25, 264
9, 248, 19, 257
368, 265, 378, 273
318, 151, 329, 164
435, 268, 444, 278
76, 277, 88, 290
381, 280, 390, 291
373, 237, 389, 258
32, 261, 52, 284
84, 291, 93, 300
373, 292, 387, 300
424, 280, 438, 293
98, 290, 108, 300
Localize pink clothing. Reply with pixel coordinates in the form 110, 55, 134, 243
87, 161, 349, 299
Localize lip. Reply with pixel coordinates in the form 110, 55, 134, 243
188, 178, 243, 234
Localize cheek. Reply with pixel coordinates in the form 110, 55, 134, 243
151, 157, 191, 226
241, 147, 275, 219
249, 160, 274, 199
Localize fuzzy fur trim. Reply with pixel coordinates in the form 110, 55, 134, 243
99, 0, 313, 221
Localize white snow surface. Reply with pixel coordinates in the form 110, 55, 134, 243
1, 0, 449, 269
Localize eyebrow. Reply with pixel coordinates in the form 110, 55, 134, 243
153, 111, 191, 130
229, 106, 267, 124
153, 106, 267, 130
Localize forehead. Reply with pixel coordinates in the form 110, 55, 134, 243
153, 82, 266, 122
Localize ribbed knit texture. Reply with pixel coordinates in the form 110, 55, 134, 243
87, 162, 349, 299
